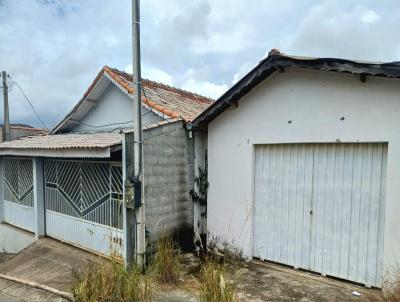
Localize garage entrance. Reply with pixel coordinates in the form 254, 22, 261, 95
253, 143, 387, 287
44, 159, 124, 256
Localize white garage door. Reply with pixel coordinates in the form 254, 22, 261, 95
253, 143, 387, 287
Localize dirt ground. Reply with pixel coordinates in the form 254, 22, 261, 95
228, 261, 383, 302
0, 240, 385, 301
168, 254, 384, 302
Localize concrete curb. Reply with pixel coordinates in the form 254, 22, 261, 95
0, 273, 73, 301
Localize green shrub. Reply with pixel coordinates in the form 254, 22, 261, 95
199, 260, 236, 302
150, 235, 182, 285
72, 260, 152, 302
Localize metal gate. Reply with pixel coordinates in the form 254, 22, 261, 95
253, 143, 387, 287
44, 159, 124, 256
3, 158, 34, 232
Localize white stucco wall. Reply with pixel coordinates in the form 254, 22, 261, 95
0, 223, 35, 253
207, 68, 400, 279
72, 85, 163, 133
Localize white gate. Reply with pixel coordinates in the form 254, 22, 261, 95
44, 159, 124, 256
253, 143, 387, 287
3, 158, 34, 232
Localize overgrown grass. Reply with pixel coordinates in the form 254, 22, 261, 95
385, 270, 400, 302
72, 259, 152, 302
150, 235, 182, 285
199, 259, 236, 302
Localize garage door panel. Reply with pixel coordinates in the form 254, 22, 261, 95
281, 146, 291, 265
301, 145, 314, 269
365, 144, 386, 286
348, 145, 363, 282
310, 144, 327, 273
357, 144, 374, 284
291, 144, 312, 269
253, 143, 387, 287
339, 145, 354, 278
287, 145, 299, 267
377, 146, 387, 287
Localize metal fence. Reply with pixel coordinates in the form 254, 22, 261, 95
44, 159, 123, 229
3, 158, 34, 231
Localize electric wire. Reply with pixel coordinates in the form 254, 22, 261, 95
8, 75, 49, 130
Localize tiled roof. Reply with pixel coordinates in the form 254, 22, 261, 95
8, 125, 47, 132
0, 132, 122, 151
52, 66, 214, 134
104, 67, 213, 122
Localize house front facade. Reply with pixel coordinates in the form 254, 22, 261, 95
0, 66, 212, 260
193, 50, 400, 288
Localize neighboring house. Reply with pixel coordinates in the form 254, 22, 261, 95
0, 66, 212, 259
0, 124, 47, 142
192, 50, 400, 289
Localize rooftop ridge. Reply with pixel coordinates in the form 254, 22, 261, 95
106, 66, 214, 104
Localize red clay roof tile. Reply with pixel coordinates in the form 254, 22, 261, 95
104, 66, 213, 122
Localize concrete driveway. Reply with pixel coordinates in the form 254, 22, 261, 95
0, 278, 68, 302
0, 238, 385, 302
0, 238, 95, 293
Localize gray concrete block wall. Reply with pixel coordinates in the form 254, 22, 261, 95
143, 121, 194, 239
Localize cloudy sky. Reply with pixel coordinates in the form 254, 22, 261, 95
0, 0, 399, 128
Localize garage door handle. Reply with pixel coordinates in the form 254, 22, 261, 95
309, 210, 313, 215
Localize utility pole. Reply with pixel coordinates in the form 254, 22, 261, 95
1, 71, 10, 142
131, 0, 145, 268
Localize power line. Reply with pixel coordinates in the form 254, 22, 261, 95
8, 76, 49, 130
74, 120, 134, 128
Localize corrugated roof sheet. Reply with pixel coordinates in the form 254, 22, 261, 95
0, 132, 122, 151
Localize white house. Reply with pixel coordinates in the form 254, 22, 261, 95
192, 50, 400, 288
0, 66, 212, 260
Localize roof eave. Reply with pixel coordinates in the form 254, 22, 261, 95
51, 67, 109, 134
192, 54, 400, 128
0, 147, 113, 158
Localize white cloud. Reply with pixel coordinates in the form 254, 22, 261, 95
182, 79, 227, 99
231, 62, 255, 84
0, 0, 399, 127
361, 10, 380, 24
124, 65, 133, 74
124, 65, 174, 86
142, 67, 174, 86
281, 2, 400, 62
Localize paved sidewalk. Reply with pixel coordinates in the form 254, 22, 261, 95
0, 238, 95, 293
0, 278, 68, 302
0, 291, 22, 302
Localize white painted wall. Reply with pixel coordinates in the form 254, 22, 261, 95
207, 68, 400, 282
0, 223, 35, 253
71, 85, 163, 133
